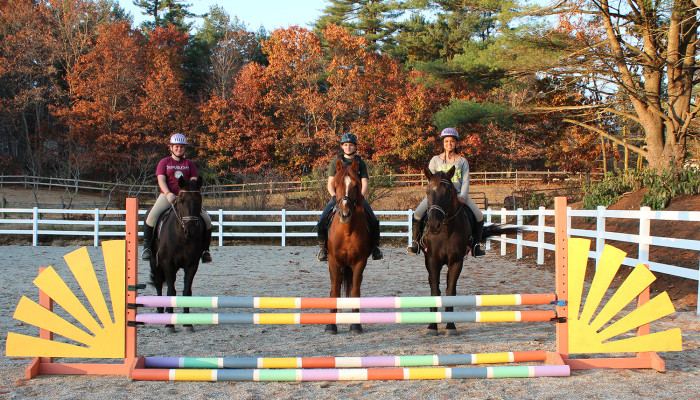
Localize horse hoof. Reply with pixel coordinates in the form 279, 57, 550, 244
324, 324, 338, 334
349, 324, 363, 334
167, 325, 177, 333
425, 329, 439, 336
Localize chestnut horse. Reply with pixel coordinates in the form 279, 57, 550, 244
325, 159, 371, 334
422, 166, 519, 336
149, 176, 204, 332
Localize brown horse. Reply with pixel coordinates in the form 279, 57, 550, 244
422, 166, 519, 336
325, 159, 371, 334
149, 176, 204, 332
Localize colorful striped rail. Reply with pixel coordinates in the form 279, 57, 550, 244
145, 350, 548, 369
132, 365, 570, 381
134, 310, 557, 325
135, 293, 558, 309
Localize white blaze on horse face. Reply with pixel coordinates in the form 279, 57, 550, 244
344, 176, 351, 203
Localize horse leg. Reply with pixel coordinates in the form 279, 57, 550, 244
164, 267, 178, 333
182, 265, 199, 332
425, 260, 442, 336
325, 261, 342, 334
444, 261, 463, 336
348, 263, 366, 334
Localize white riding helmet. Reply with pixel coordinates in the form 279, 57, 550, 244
440, 127, 459, 139
170, 133, 187, 145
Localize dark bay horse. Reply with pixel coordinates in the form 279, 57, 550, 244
422, 166, 519, 336
149, 176, 204, 332
325, 159, 371, 334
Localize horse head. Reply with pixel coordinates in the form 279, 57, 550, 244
176, 176, 203, 239
333, 159, 362, 223
424, 166, 457, 234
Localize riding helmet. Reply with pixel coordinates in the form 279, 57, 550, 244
440, 127, 459, 139
340, 132, 358, 145
170, 133, 187, 145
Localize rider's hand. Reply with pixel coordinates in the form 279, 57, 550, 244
458, 197, 467, 204
166, 192, 176, 203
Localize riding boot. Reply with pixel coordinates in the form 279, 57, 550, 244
370, 219, 383, 260
316, 217, 329, 262
201, 227, 213, 263
141, 224, 154, 260
317, 240, 328, 262
406, 217, 422, 255
471, 220, 486, 257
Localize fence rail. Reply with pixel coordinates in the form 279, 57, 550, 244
0, 203, 697, 313
0, 171, 600, 199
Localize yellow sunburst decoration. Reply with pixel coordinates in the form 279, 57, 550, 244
5, 240, 126, 358
566, 238, 682, 354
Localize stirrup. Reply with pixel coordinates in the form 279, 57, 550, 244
472, 243, 485, 258
201, 250, 212, 263
317, 247, 328, 262
371, 247, 383, 260
406, 242, 420, 255
140, 248, 152, 260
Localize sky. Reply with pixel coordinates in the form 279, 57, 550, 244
121, 0, 330, 32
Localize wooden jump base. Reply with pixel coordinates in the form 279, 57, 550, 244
5, 197, 683, 381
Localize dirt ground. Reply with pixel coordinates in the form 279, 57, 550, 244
0, 184, 697, 311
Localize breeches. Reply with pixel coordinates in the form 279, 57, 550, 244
145, 193, 212, 229
413, 196, 483, 222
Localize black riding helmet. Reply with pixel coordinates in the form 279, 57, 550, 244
340, 132, 358, 145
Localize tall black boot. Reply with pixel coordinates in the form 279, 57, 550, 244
201, 227, 213, 263
141, 224, 154, 260
406, 217, 422, 255
471, 220, 485, 257
370, 219, 383, 260
316, 219, 329, 262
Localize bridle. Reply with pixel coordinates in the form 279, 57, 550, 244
169, 190, 201, 230
427, 178, 463, 230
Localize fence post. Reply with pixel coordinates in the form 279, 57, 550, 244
638, 206, 651, 266
407, 209, 413, 247
500, 207, 507, 256
596, 205, 606, 266
281, 209, 287, 247
537, 206, 545, 265
484, 209, 492, 251
516, 208, 523, 259
218, 209, 224, 247
32, 207, 38, 246
94, 208, 100, 247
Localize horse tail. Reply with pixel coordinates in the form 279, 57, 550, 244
482, 223, 522, 240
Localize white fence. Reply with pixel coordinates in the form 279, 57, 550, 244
1, 205, 698, 313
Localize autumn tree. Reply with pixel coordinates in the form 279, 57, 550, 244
199, 62, 277, 172
261, 26, 327, 173
533, 0, 699, 170
0, 0, 55, 179
57, 21, 148, 171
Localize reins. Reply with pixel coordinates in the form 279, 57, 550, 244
169, 190, 201, 230
428, 178, 463, 226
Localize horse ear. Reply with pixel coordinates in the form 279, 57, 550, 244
178, 176, 186, 188
424, 166, 433, 181
196, 176, 203, 190
335, 159, 343, 173
445, 166, 456, 180
351, 159, 359, 173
